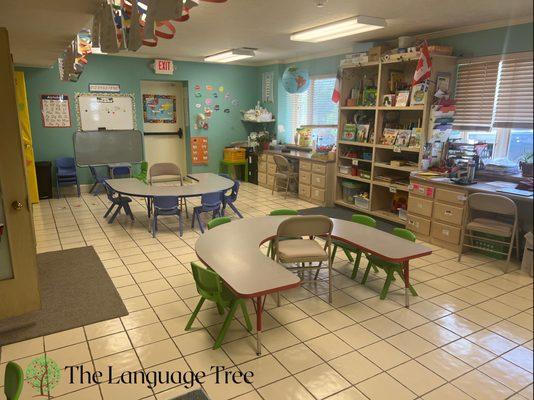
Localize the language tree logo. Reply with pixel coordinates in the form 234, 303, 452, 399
25, 355, 61, 397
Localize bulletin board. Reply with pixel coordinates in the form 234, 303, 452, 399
40, 94, 71, 128
191, 136, 208, 165
76, 93, 136, 131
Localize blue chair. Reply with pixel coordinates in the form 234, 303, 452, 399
109, 164, 132, 178
222, 180, 243, 219
55, 157, 80, 197
152, 196, 183, 237
103, 181, 134, 223
192, 192, 223, 233
89, 166, 110, 195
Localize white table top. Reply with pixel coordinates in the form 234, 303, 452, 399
195, 216, 432, 298
105, 173, 234, 198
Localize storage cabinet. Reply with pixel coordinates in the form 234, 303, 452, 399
407, 178, 467, 251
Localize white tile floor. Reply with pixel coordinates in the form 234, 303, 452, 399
0, 182, 532, 400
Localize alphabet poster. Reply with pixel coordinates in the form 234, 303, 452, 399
40, 94, 71, 128
191, 136, 208, 165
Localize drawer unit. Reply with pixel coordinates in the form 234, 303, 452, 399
311, 187, 325, 202
259, 154, 267, 162
300, 160, 312, 171
406, 214, 431, 236
407, 196, 434, 218
258, 161, 267, 173
431, 221, 461, 245
299, 170, 311, 185
311, 173, 326, 189
409, 182, 435, 199
435, 188, 467, 205
267, 155, 275, 163
312, 163, 326, 175
433, 202, 464, 226
258, 172, 267, 185
299, 184, 311, 199
267, 163, 277, 175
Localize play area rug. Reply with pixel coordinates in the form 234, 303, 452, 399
0, 246, 128, 346
173, 389, 211, 400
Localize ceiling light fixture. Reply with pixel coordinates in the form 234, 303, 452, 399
204, 48, 256, 63
290, 16, 386, 43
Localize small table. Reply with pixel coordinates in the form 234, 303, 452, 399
219, 160, 248, 182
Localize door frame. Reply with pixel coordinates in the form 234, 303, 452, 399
0, 28, 41, 319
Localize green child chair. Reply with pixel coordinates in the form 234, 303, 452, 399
361, 228, 419, 300
4, 361, 24, 400
266, 209, 299, 258
207, 216, 231, 230
133, 161, 148, 183
330, 214, 378, 279
185, 262, 252, 349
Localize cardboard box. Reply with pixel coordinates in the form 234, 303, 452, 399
368, 45, 391, 62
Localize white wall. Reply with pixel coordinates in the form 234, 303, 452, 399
141, 80, 187, 173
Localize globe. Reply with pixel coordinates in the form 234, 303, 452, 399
282, 66, 311, 94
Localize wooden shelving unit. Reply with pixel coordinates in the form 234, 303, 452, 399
335, 54, 458, 225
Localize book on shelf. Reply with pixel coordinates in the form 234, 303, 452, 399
342, 124, 357, 141
409, 128, 422, 148
394, 130, 411, 147
381, 128, 398, 145
356, 124, 371, 142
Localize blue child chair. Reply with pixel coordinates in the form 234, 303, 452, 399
152, 196, 183, 237
55, 157, 80, 197
221, 180, 243, 219
89, 166, 110, 195
103, 181, 134, 223
192, 192, 223, 233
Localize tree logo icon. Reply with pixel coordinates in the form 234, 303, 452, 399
25, 355, 61, 397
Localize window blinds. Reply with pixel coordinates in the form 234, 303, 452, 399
494, 58, 533, 129
286, 76, 338, 135
454, 61, 499, 131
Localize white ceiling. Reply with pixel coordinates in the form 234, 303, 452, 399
1, 0, 532, 67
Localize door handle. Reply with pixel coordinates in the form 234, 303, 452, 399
11, 201, 23, 211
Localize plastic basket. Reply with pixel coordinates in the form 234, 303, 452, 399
223, 148, 246, 162
472, 232, 509, 260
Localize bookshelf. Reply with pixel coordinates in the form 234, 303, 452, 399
335, 53, 457, 224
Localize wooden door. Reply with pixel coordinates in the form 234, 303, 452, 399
0, 27, 41, 319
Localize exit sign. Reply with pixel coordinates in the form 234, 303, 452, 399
154, 59, 174, 75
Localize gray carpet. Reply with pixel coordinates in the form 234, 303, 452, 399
173, 389, 210, 400
0, 246, 128, 346
298, 206, 400, 233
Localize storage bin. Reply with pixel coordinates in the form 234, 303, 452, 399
341, 180, 361, 203
339, 165, 351, 175
472, 232, 509, 260
223, 148, 246, 162
354, 196, 370, 210
358, 170, 371, 180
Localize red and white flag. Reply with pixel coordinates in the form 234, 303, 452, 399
413, 41, 432, 86
332, 69, 341, 103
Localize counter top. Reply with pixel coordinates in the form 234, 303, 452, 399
264, 149, 336, 163
411, 174, 533, 202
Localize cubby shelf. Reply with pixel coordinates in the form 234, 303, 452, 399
335, 53, 458, 226
374, 162, 418, 173
337, 173, 371, 184
338, 156, 372, 163
338, 140, 374, 147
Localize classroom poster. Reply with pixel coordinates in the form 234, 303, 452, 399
40, 94, 71, 128
143, 94, 176, 123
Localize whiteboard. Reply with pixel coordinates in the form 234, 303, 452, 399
73, 130, 143, 166
76, 93, 136, 131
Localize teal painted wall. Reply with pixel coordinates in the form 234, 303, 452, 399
20, 54, 259, 184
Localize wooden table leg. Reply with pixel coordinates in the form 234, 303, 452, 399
403, 260, 410, 308
255, 295, 263, 355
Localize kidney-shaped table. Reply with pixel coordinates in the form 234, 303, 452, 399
105, 173, 234, 231
195, 215, 432, 355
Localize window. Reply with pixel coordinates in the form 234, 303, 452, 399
454, 54, 533, 160
286, 76, 339, 146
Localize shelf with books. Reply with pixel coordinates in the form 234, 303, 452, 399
377, 105, 425, 111
336, 173, 371, 184
334, 199, 371, 214
338, 140, 374, 147
372, 180, 410, 192
374, 162, 418, 173
340, 106, 377, 111
374, 144, 420, 153
338, 156, 372, 163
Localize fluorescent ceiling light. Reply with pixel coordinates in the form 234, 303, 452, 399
204, 48, 255, 63
290, 16, 386, 43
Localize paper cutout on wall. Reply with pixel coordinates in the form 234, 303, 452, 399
205, 85, 213, 91
205, 98, 212, 106
195, 103, 202, 108
213, 92, 218, 98
194, 92, 202, 98
224, 93, 231, 100
231, 99, 239, 106
219, 86, 224, 92
194, 84, 201, 91
191, 136, 208, 165
204, 107, 212, 118
224, 108, 230, 113
214, 104, 220, 111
